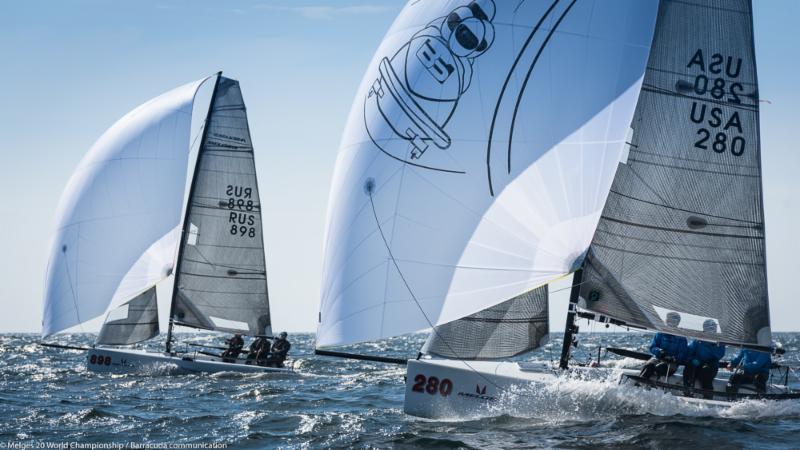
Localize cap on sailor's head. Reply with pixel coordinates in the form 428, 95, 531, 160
702, 319, 718, 333
665, 312, 681, 327
279, 331, 288, 338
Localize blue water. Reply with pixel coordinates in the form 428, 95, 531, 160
2, 332, 799, 449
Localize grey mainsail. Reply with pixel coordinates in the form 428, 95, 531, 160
96, 287, 159, 346
422, 286, 548, 360
171, 76, 271, 336
577, 0, 770, 347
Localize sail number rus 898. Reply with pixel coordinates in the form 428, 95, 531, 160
226, 185, 256, 238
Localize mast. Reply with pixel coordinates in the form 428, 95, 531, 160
559, 268, 583, 370
165, 71, 222, 354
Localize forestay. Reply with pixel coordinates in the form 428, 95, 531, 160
317, 0, 659, 347
172, 76, 272, 336
42, 78, 206, 336
422, 285, 547, 360
577, 0, 770, 347
96, 286, 159, 346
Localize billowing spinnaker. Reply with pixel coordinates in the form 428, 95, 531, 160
317, 0, 659, 347
42, 78, 206, 336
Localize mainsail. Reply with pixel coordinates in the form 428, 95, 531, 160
96, 287, 159, 346
422, 286, 548, 360
42, 78, 207, 336
171, 76, 272, 336
577, 0, 770, 347
317, 0, 659, 347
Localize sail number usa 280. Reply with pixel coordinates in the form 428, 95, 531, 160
686, 49, 747, 157
226, 185, 256, 238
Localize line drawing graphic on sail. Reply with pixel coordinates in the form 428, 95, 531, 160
41, 73, 292, 375
318, 0, 797, 419
318, 0, 658, 349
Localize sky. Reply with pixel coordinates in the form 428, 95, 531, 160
1, 1, 798, 335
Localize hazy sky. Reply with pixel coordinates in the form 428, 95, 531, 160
1, 1, 798, 335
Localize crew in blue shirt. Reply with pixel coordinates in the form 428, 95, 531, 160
725, 348, 772, 394
683, 320, 725, 398
640, 312, 688, 380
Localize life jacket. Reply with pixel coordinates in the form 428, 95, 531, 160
649, 333, 688, 363
730, 349, 771, 375
687, 340, 725, 366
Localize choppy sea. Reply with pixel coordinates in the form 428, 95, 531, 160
2, 332, 799, 449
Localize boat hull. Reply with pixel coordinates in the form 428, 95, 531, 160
404, 359, 561, 419
86, 347, 294, 375
403, 359, 797, 418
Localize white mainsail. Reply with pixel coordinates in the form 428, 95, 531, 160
317, 0, 659, 347
42, 78, 207, 336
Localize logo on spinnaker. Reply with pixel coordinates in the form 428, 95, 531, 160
364, 0, 496, 174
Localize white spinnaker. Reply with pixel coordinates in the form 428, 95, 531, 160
317, 0, 659, 347
42, 78, 206, 337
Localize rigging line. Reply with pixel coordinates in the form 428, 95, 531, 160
61, 243, 82, 333
369, 192, 540, 398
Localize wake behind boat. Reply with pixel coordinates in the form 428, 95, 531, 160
41, 73, 294, 375
314, 0, 798, 419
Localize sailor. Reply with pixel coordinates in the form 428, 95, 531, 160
265, 332, 291, 368
221, 333, 244, 363
724, 348, 772, 394
639, 312, 688, 380
246, 335, 271, 366
683, 320, 726, 399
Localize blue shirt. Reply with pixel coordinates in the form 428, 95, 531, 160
730, 349, 771, 375
687, 340, 725, 367
649, 333, 689, 363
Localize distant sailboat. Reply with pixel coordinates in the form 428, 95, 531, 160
42, 73, 292, 374
316, 0, 796, 418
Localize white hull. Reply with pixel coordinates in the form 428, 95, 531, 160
404, 359, 793, 419
86, 347, 294, 375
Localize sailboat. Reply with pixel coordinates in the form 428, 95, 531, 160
41, 73, 292, 374
315, 0, 797, 418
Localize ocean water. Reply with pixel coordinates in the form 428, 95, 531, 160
2, 332, 799, 449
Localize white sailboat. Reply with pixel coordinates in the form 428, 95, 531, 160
316, 0, 797, 418
42, 73, 293, 375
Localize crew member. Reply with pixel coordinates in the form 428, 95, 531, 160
683, 320, 725, 399
246, 335, 271, 366
640, 312, 688, 380
265, 332, 291, 368
725, 348, 771, 394
221, 333, 244, 363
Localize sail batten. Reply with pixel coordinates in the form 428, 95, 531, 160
577, 0, 770, 347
